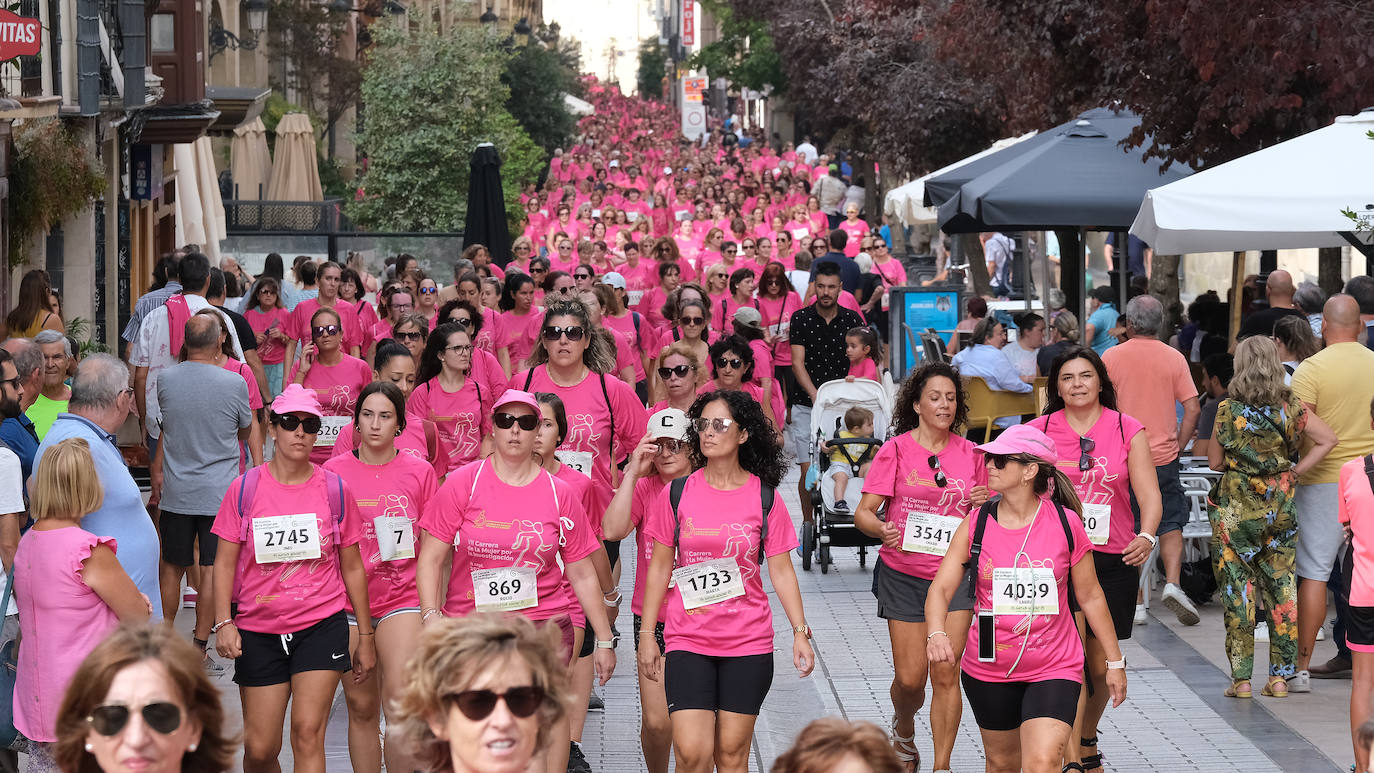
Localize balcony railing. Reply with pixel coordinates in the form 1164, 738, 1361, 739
224, 197, 354, 232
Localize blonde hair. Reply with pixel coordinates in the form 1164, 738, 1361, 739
1230, 335, 1291, 409
393, 614, 567, 772
771, 718, 902, 773
32, 438, 104, 521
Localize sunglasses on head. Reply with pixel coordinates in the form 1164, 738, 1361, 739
927, 454, 948, 488
445, 686, 544, 721
658, 364, 692, 379
1078, 436, 1096, 472
493, 412, 539, 431
692, 416, 736, 434
395, 330, 424, 341
87, 702, 183, 737
541, 325, 585, 342
312, 324, 340, 338
275, 414, 323, 434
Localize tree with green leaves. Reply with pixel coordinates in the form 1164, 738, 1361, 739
688, 0, 786, 97
347, 9, 544, 233
267, 0, 362, 159
636, 37, 667, 100
502, 42, 579, 155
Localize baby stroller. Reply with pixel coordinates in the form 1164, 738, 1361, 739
800, 377, 892, 574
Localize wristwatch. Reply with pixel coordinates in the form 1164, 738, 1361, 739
1106, 657, 1126, 670
794, 623, 812, 640
1137, 532, 1158, 547
595, 637, 618, 649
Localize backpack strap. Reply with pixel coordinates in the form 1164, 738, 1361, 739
1364, 455, 1374, 495
963, 500, 996, 602
598, 373, 615, 465
522, 366, 536, 391
424, 419, 438, 463
236, 466, 263, 542
631, 311, 642, 342
669, 475, 688, 566
324, 469, 345, 544
759, 484, 774, 564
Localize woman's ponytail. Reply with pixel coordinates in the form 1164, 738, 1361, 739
1031, 457, 1084, 516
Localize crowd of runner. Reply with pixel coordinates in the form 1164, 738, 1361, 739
0, 77, 1372, 773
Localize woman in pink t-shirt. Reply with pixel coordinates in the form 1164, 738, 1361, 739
639, 261, 681, 336
329, 342, 452, 479
839, 203, 870, 258
498, 273, 546, 372
1338, 412, 1374, 773
636, 391, 813, 771
323, 382, 438, 773
853, 363, 987, 772
650, 342, 704, 414
925, 425, 1126, 773
409, 324, 493, 470
1034, 346, 1162, 772
444, 274, 508, 375
755, 262, 802, 398
289, 307, 374, 464
415, 389, 617, 773
603, 410, 693, 773
15, 439, 150, 770
211, 385, 375, 772
244, 276, 291, 397
701, 334, 784, 436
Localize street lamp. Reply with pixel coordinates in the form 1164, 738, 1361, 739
243, 0, 268, 34
479, 6, 497, 24
208, 0, 269, 62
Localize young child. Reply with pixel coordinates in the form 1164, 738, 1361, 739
845, 326, 882, 382
828, 406, 875, 513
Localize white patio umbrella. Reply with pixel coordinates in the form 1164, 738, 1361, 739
883, 132, 1036, 226
1131, 108, 1374, 258
564, 93, 595, 116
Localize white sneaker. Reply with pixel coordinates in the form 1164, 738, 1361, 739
1134, 604, 1147, 626
1289, 670, 1311, 693
1254, 622, 1269, 641
1317, 626, 1326, 641
1161, 583, 1200, 626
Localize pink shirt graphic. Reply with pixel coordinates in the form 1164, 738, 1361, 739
499, 308, 546, 371
862, 432, 985, 579
408, 376, 493, 468
420, 459, 600, 624
288, 354, 373, 464
643, 472, 799, 657
211, 465, 365, 634
323, 451, 437, 616
1037, 410, 1146, 554
961, 499, 1091, 683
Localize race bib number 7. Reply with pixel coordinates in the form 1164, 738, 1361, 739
991, 567, 1058, 616
253, 513, 322, 564
374, 516, 415, 561
672, 558, 745, 610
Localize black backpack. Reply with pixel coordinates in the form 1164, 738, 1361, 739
668, 476, 775, 566
963, 498, 1076, 603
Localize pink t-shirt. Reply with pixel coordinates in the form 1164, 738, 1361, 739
848, 358, 879, 381
552, 462, 600, 538
289, 298, 364, 353
499, 308, 546, 371
643, 471, 798, 656
604, 312, 658, 382
323, 452, 437, 615
350, 300, 382, 353
862, 432, 985, 579
872, 258, 907, 287
328, 417, 454, 480
211, 465, 366, 634
408, 376, 493, 468
747, 339, 774, 382
223, 357, 264, 410
1036, 410, 1146, 554
629, 476, 669, 616
476, 307, 503, 356
756, 292, 802, 366
288, 354, 373, 464
839, 220, 870, 257
961, 499, 1092, 684
419, 459, 600, 624
511, 366, 648, 516
14, 528, 120, 742
1338, 456, 1374, 608
246, 307, 290, 365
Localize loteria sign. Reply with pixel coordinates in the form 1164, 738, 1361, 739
0, 9, 40, 62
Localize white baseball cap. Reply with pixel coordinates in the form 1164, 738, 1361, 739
647, 408, 689, 441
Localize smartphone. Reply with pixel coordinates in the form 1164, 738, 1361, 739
978, 610, 996, 662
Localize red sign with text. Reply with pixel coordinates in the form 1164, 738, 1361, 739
0, 10, 40, 62
683, 2, 695, 46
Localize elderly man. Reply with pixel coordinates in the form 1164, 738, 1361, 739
120, 249, 185, 359
951, 316, 1033, 428
1290, 294, 1374, 690
0, 338, 41, 479
1294, 281, 1326, 338
26, 329, 71, 440
1102, 295, 1200, 625
35, 354, 162, 619
1238, 269, 1306, 339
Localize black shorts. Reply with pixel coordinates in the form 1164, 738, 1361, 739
580, 620, 595, 659
664, 651, 773, 715
234, 611, 350, 687
1347, 606, 1374, 652
872, 558, 973, 623
633, 613, 666, 656
159, 512, 218, 567
960, 673, 1080, 731
1083, 551, 1140, 641
602, 539, 621, 569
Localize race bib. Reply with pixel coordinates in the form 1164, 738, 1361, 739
253, 513, 322, 564
626, 211, 640, 222
1082, 503, 1111, 546
555, 450, 594, 478
791, 227, 809, 239
313, 416, 350, 448
774, 321, 790, 339
901, 511, 962, 555
673, 557, 745, 610
472, 566, 539, 612
627, 289, 645, 307
991, 567, 1059, 616
374, 515, 415, 561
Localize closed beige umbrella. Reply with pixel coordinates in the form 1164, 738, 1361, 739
229, 116, 271, 200
264, 113, 323, 229
193, 136, 226, 259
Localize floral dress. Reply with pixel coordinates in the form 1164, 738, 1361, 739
1209, 398, 1304, 681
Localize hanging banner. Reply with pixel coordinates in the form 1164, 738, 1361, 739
683, 1, 695, 46
0, 9, 40, 61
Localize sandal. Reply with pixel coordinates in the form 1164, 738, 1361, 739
1224, 680, 1252, 698
888, 716, 920, 773
1262, 677, 1288, 698
1080, 736, 1103, 772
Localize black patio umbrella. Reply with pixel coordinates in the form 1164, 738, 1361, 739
463, 143, 511, 265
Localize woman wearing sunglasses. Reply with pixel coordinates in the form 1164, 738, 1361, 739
1034, 346, 1160, 773
650, 343, 704, 414
637, 391, 814, 773
244, 276, 291, 398
701, 335, 784, 437
498, 273, 545, 373
16, 439, 151, 771
290, 307, 373, 464
925, 424, 1127, 773
603, 409, 694, 773
415, 276, 442, 330
56, 624, 233, 773
211, 385, 375, 773
652, 300, 711, 404
852, 362, 986, 773
642, 261, 683, 337
390, 312, 429, 372
329, 342, 452, 479
755, 262, 802, 401
393, 614, 568, 773
411, 323, 498, 469
416, 389, 617, 773
322, 381, 438, 773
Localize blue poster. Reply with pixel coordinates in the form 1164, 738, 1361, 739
894, 290, 960, 375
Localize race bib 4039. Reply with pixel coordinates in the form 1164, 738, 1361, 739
991, 566, 1058, 616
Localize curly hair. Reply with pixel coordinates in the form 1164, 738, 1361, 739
1230, 335, 1292, 409
525, 298, 617, 374
1042, 345, 1118, 414
687, 390, 786, 488
437, 299, 484, 337
893, 362, 969, 434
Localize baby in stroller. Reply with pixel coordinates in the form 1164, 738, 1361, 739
828, 406, 876, 513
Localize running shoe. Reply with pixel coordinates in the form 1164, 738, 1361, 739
831, 500, 850, 513
567, 741, 592, 773
1161, 583, 1200, 626
587, 693, 605, 711
1133, 604, 1147, 626
1289, 670, 1310, 693
203, 655, 226, 678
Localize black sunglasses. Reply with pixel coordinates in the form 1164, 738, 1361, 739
1078, 436, 1096, 472
395, 330, 424, 341
679, 316, 704, 326
988, 453, 1031, 470
445, 686, 544, 721
715, 357, 744, 370
276, 414, 323, 434
87, 702, 183, 736
927, 454, 947, 488
542, 325, 585, 342
493, 412, 539, 431
448, 316, 473, 327
312, 324, 341, 338
574, 272, 592, 280
658, 364, 692, 380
